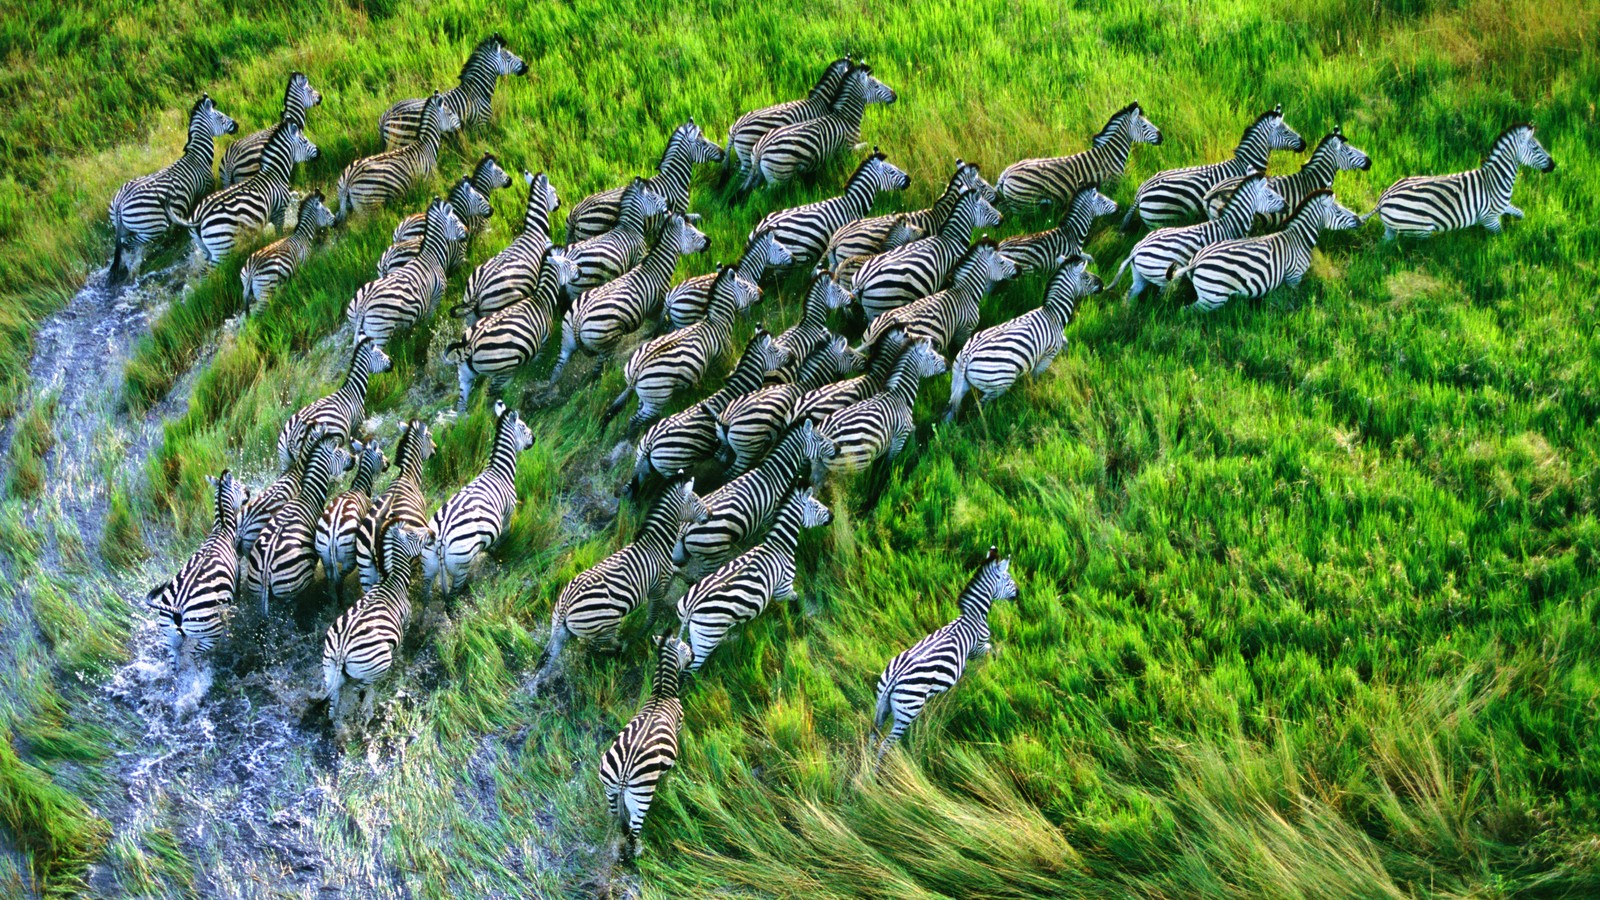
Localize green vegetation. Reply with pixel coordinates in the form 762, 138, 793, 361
3, 0, 1599, 895
5, 393, 56, 498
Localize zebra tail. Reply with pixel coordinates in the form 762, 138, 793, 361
1167, 261, 1195, 284
320, 659, 343, 712
598, 386, 632, 431
943, 362, 968, 423
871, 688, 892, 739
1118, 203, 1140, 233
1357, 207, 1379, 224
1107, 255, 1132, 291
443, 337, 469, 364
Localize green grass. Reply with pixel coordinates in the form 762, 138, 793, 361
4, 0, 1600, 895
4, 392, 57, 499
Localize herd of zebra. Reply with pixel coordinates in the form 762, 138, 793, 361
126, 38, 1555, 859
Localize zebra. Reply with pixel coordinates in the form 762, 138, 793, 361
1109, 173, 1286, 299
563, 179, 670, 297
276, 337, 392, 472
818, 338, 946, 475
178, 117, 317, 267
678, 487, 831, 672
355, 419, 436, 591
1122, 103, 1305, 231
533, 478, 708, 687
793, 326, 912, 426
1168, 189, 1361, 312
109, 94, 238, 282
447, 246, 578, 410
662, 228, 792, 329
243, 435, 355, 615
423, 401, 534, 597
946, 255, 1102, 421
624, 330, 789, 501
1369, 123, 1554, 240
859, 240, 1018, 358
566, 119, 725, 241
767, 268, 854, 384
598, 635, 694, 860
376, 176, 489, 276
552, 212, 709, 383
716, 336, 864, 477
752, 150, 911, 268
743, 64, 897, 194
239, 190, 336, 313
237, 449, 309, 554
456, 170, 561, 323
337, 93, 461, 222
347, 199, 467, 347
1202, 126, 1372, 226
871, 547, 1017, 761
316, 440, 388, 605
725, 57, 853, 181
994, 102, 1163, 210
825, 159, 996, 272
851, 187, 1001, 321
320, 524, 431, 729
378, 33, 527, 148
219, 71, 322, 186
996, 186, 1118, 278
671, 422, 836, 578
145, 470, 249, 675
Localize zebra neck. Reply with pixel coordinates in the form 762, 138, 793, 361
418, 223, 455, 268
296, 460, 340, 515
283, 94, 308, 129
829, 81, 869, 128
637, 236, 683, 281
651, 666, 682, 700
338, 357, 371, 406
1481, 149, 1520, 197
735, 244, 768, 282
214, 495, 239, 531
1285, 147, 1338, 197
258, 137, 298, 184
794, 352, 841, 391
444, 77, 490, 121
888, 366, 923, 407
1233, 127, 1273, 171
293, 211, 322, 241
949, 263, 992, 303
1216, 191, 1260, 234
766, 504, 806, 555
1084, 130, 1134, 180
721, 352, 771, 396
799, 290, 832, 330
637, 510, 686, 554
487, 430, 521, 482
183, 119, 218, 168
351, 464, 378, 496
1282, 208, 1324, 248
840, 169, 881, 216
397, 448, 428, 484
704, 289, 740, 326
957, 592, 996, 624
650, 150, 695, 211
918, 179, 965, 232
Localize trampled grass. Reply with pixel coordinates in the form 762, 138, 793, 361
2, 0, 1598, 896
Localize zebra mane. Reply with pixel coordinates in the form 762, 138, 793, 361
658, 120, 700, 169
282, 72, 305, 110
460, 33, 506, 82
1238, 103, 1285, 144
1487, 122, 1537, 160
1093, 103, 1142, 147
189, 93, 211, 120
1285, 188, 1334, 225
474, 153, 501, 183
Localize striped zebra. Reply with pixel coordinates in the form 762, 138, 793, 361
851, 187, 1001, 321
337, 93, 460, 222
145, 470, 249, 674
743, 64, 897, 194
1110, 173, 1286, 299
678, 487, 830, 672
236, 450, 308, 554
662, 228, 791, 329
1369, 123, 1554, 240
108, 94, 238, 282
671, 422, 836, 578
717, 336, 864, 478
178, 117, 317, 267
566, 119, 725, 241
624, 331, 789, 501
1122, 103, 1305, 231
753, 150, 911, 268
376, 175, 488, 276
598, 635, 694, 859
563, 179, 669, 297
316, 440, 388, 605
534, 478, 708, 687
1202, 127, 1372, 225
320, 524, 431, 729
219, 72, 322, 186
395, 154, 511, 243
995, 102, 1163, 210
243, 435, 355, 615
793, 327, 911, 426
347, 199, 466, 347
946, 255, 1101, 421
871, 547, 1017, 760
276, 337, 392, 472
996, 186, 1117, 278
552, 212, 709, 383
859, 240, 1017, 358
456, 170, 561, 323
423, 401, 534, 597
725, 57, 853, 181
447, 247, 578, 410
378, 33, 527, 148
355, 419, 436, 591
818, 338, 945, 475
767, 268, 853, 384
826, 159, 996, 273
239, 190, 336, 313
1169, 189, 1361, 312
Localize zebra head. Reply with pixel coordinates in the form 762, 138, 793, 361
885, 214, 921, 246
453, 177, 495, 223
961, 546, 1019, 617
655, 634, 695, 693
1044, 255, 1102, 322
964, 188, 1004, 232
474, 154, 514, 192
359, 337, 394, 375
194, 93, 239, 137
621, 178, 670, 224
667, 475, 710, 527
396, 419, 439, 465
287, 71, 322, 112
952, 159, 999, 204
1316, 190, 1363, 231
311, 433, 355, 480
1071, 186, 1120, 223
856, 64, 897, 105
747, 328, 791, 377
906, 337, 948, 380
543, 246, 579, 289
743, 228, 794, 272
524, 170, 562, 214
300, 191, 338, 230
1258, 103, 1307, 153
663, 213, 711, 256
1323, 126, 1372, 172
493, 400, 535, 453
1102, 102, 1162, 147
1236, 173, 1288, 217
1501, 123, 1555, 173
207, 469, 250, 525
965, 238, 1020, 285
427, 197, 470, 243
670, 118, 726, 165
424, 92, 464, 134
282, 119, 319, 163
484, 33, 529, 76
791, 421, 837, 487
354, 440, 389, 482
805, 268, 854, 313
859, 149, 911, 193
793, 486, 833, 530
390, 524, 434, 564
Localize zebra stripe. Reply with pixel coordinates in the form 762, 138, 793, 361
767, 269, 853, 384
717, 337, 864, 477
146, 471, 248, 672
243, 436, 355, 614
237, 451, 307, 554
754, 151, 910, 268
995, 102, 1162, 209
355, 420, 436, 591
179, 116, 316, 266
563, 179, 669, 297
1170, 190, 1361, 311
240, 190, 336, 312
1202, 127, 1372, 225
826, 160, 996, 272
1372, 123, 1553, 240
567, 119, 725, 241
819, 339, 945, 475
378, 34, 526, 148
996, 186, 1117, 277
662, 228, 791, 329
316, 440, 388, 605
276, 337, 392, 472
743, 64, 897, 193
424, 402, 533, 597
219, 72, 321, 186
851, 187, 1001, 321
1110, 173, 1286, 299
860, 240, 1017, 358
394, 153, 511, 245
338, 93, 460, 222
726, 57, 853, 179
598, 636, 694, 858
456, 170, 561, 323
1123, 103, 1305, 231
447, 247, 577, 410
793, 327, 911, 426
347, 199, 467, 347
321, 524, 430, 728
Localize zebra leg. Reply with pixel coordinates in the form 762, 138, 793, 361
1481, 212, 1504, 234
1504, 204, 1525, 220
599, 386, 633, 432
529, 623, 570, 694
1034, 344, 1062, 378
943, 364, 969, 423
455, 364, 478, 413
624, 402, 659, 440
1126, 270, 1148, 302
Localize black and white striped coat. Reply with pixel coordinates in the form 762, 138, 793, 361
240, 190, 336, 312
872, 547, 1017, 759
662, 228, 791, 329
826, 159, 996, 275
236, 451, 306, 555
395, 153, 511, 244
767, 269, 853, 384
567, 119, 725, 241
725, 57, 853, 180
598, 637, 694, 858
753, 151, 910, 268
819, 338, 945, 475
316, 440, 387, 605
424, 402, 533, 597
276, 337, 392, 471
793, 327, 911, 426
338, 93, 460, 221
320, 524, 430, 727
347, 199, 466, 347
717, 337, 864, 477
220, 72, 322, 186
563, 179, 669, 296
146, 471, 249, 672
678, 487, 831, 672
851, 187, 1001, 321
1123, 104, 1305, 230
456, 171, 561, 323
1111, 173, 1286, 298
243, 436, 354, 614
109, 94, 238, 282
995, 102, 1163, 209
946, 256, 1101, 421
376, 176, 486, 276
860, 241, 1017, 357
1203, 127, 1372, 226
1371, 123, 1553, 240
355, 420, 436, 591
378, 33, 526, 148
1170, 190, 1361, 311
743, 64, 897, 192
447, 247, 577, 410
996, 187, 1117, 277
179, 117, 317, 266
